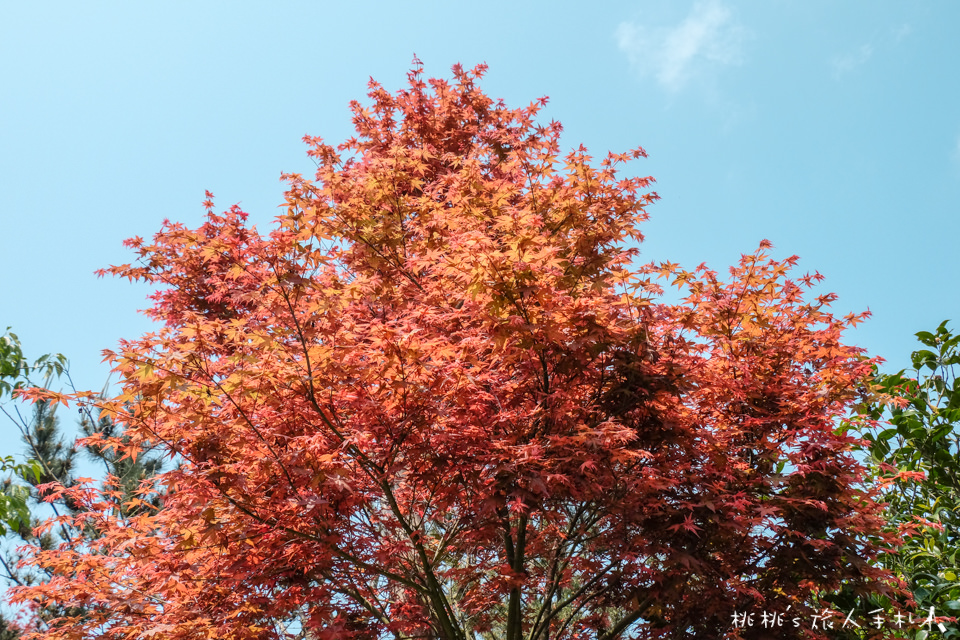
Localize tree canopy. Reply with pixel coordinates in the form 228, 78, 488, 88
11, 61, 902, 640
852, 321, 960, 638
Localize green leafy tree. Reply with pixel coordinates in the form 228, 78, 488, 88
852, 320, 960, 638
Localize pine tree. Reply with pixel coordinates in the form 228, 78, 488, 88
1, 335, 164, 635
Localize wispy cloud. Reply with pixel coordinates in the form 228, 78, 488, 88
831, 44, 873, 79
892, 23, 912, 43
830, 21, 913, 81
616, 0, 746, 92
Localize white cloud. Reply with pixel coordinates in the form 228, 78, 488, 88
892, 23, 912, 43
831, 22, 911, 81
831, 44, 873, 79
616, 0, 746, 92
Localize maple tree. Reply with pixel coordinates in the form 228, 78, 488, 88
11, 61, 905, 639
1, 395, 166, 634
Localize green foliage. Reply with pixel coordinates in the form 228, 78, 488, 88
0, 456, 40, 536
855, 320, 960, 637
0, 330, 65, 401
0, 330, 59, 538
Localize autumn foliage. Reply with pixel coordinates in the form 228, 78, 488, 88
12, 61, 900, 639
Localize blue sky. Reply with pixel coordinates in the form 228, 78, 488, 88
1, 1, 958, 453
